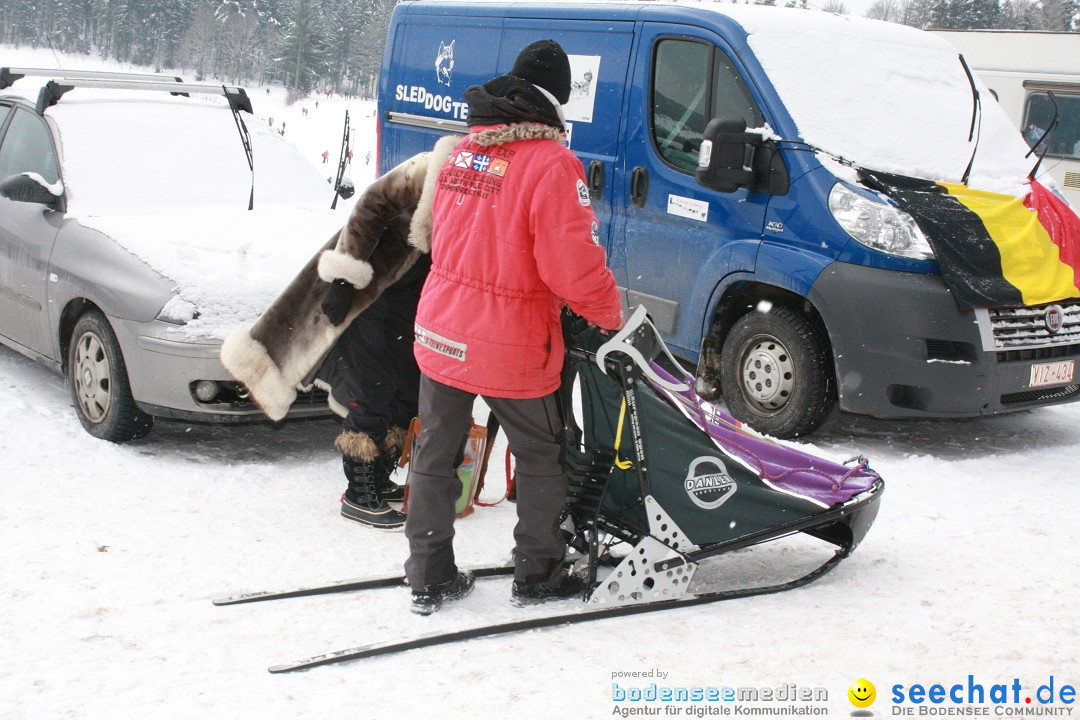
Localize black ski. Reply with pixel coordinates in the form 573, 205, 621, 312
212, 565, 514, 606
267, 550, 846, 673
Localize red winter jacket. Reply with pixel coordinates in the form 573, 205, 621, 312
413, 123, 622, 399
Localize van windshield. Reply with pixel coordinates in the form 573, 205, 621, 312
723, 6, 1035, 196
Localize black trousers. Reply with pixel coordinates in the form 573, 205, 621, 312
404, 375, 568, 588
336, 257, 429, 445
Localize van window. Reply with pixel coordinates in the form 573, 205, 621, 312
1022, 91, 1080, 159
0, 108, 60, 184
652, 39, 764, 173
712, 53, 764, 131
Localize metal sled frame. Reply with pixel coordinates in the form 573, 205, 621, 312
560, 308, 883, 608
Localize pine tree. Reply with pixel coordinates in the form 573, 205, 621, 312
279, 0, 331, 93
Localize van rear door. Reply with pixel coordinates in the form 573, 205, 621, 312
380, 12, 504, 168
614, 23, 771, 356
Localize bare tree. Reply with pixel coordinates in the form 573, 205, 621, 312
179, 4, 219, 80
867, 0, 904, 20
821, 0, 851, 12
899, 0, 938, 28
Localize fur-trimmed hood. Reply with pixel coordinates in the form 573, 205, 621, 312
220, 135, 458, 421
469, 123, 564, 147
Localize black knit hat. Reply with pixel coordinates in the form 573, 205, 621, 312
509, 39, 571, 106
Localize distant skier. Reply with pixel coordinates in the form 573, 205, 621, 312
322, 150, 330, 164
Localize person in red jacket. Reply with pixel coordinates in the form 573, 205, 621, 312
404, 39, 624, 615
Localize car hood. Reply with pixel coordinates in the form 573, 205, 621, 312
77, 205, 350, 341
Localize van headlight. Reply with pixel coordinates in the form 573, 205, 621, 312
829, 183, 934, 260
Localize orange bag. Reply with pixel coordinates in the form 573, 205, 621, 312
400, 417, 489, 518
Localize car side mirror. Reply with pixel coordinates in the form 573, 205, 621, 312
0, 173, 63, 207
695, 118, 789, 196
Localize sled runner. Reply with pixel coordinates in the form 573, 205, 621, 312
216, 306, 883, 671
556, 305, 884, 607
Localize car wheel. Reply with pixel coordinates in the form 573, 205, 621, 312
719, 306, 834, 439
68, 310, 153, 442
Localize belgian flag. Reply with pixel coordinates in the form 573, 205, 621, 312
861, 171, 1080, 310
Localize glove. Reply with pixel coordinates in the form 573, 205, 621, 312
321, 279, 355, 326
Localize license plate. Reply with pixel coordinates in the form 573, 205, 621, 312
1029, 359, 1075, 388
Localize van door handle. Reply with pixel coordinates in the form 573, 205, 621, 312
588, 160, 604, 200
630, 166, 649, 208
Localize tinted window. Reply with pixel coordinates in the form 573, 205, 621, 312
652, 39, 764, 173
712, 53, 763, 130
1023, 92, 1080, 159
0, 107, 60, 184
653, 40, 711, 172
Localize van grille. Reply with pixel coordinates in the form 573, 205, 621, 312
1064, 171, 1080, 190
983, 300, 1080, 356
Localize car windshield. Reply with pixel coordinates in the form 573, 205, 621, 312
48, 94, 333, 216
713, 4, 1035, 196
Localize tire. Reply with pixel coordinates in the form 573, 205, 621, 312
718, 306, 834, 439
68, 309, 153, 442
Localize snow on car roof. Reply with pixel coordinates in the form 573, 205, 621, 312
33, 88, 348, 340
46, 92, 332, 214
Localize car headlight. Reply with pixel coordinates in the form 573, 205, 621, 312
828, 183, 934, 260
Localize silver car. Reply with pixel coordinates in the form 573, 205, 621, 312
0, 69, 348, 441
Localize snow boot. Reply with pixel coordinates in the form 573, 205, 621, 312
410, 569, 476, 615
510, 571, 588, 607
336, 430, 406, 530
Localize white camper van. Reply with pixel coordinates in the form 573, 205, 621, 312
932, 30, 1080, 207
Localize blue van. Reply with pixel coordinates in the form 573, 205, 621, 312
377, 0, 1080, 437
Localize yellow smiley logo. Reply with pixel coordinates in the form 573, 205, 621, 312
848, 679, 876, 708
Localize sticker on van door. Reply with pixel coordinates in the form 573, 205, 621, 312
667, 194, 709, 222
565, 55, 601, 123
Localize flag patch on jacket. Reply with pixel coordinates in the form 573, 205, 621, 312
861, 171, 1080, 310
453, 151, 474, 169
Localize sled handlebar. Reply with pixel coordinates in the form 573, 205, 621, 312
595, 306, 692, 393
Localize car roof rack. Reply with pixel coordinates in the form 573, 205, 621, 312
0, 68, 252, 116
1, 66, 257, 210
0, 67, 183, 90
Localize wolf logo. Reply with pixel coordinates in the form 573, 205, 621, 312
436, 40, 455, 86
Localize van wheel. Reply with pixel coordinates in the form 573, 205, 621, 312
68, 310, 153, 442
719, 307, 834, 439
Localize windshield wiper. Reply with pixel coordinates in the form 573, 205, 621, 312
958, 54, 982, 186
1026, 90, 1060, 181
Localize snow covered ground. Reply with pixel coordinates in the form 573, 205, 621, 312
2, 45, 1079, 720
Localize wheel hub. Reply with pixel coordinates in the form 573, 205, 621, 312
739, 337, 795, 413
73, 332, 112, 422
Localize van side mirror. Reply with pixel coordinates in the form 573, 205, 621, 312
696, 118, 758, 193
695, 117, 789, 196
0, 173, 63, 207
